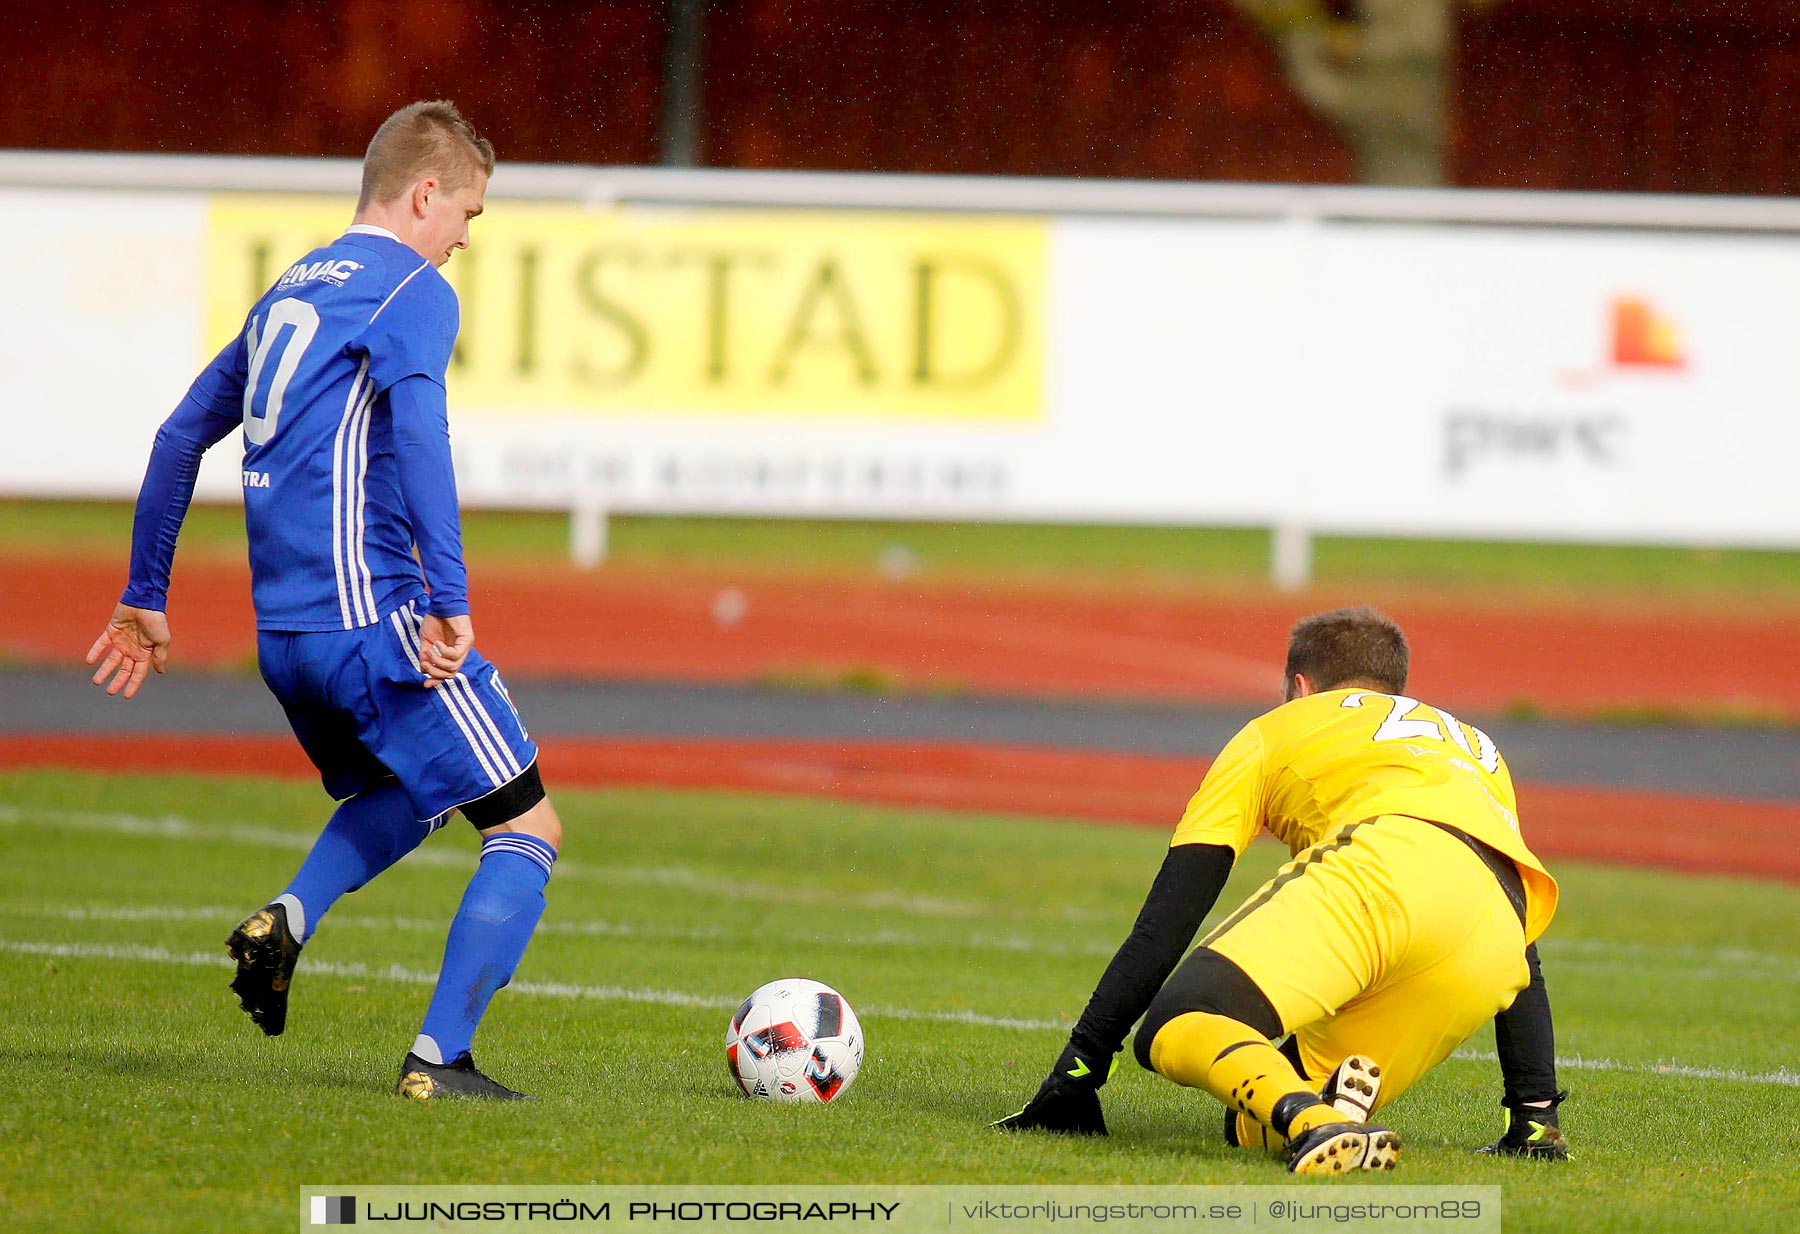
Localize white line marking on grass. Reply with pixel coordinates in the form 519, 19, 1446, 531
0, 938, 1066, 1030
862, 1005, 1069, 1032
9, 935, 1800, 1081
1541, 936, 1800, 978
0, 804, 315, 850
1453, 1048, 1800, 1089
5, 904, 244, 924
0, 901, 1119, 960
18, 900, 1800, 973
28, 901, 1800, 973
0, 805, 1046, 921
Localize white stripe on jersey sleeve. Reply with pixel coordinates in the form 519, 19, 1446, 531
369, 262, 431, 324
330, 360, 371, 629
348, 379, 380, 623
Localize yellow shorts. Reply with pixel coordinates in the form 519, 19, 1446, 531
1203, 814, 1529, 1109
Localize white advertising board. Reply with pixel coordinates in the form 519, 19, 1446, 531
2, 169, 1797, 550
1296, 226, 1800, 544
0, 188, 214, 500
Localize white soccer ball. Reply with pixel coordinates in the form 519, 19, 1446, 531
724, 978, 863, 1103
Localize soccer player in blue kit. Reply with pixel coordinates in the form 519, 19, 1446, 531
86, 101, 558, 1100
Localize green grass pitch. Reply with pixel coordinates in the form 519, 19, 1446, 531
4, 770, 1800, 1231
11, 497, 1800, 603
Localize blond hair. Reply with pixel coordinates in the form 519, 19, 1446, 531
357, 100, 495, 211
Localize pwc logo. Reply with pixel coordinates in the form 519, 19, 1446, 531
1560, 294, 1687, 390
1609, 296, 1685, 370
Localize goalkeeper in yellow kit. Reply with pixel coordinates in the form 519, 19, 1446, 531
997, 608, 1570, 1173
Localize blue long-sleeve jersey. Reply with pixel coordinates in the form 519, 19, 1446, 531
123, 227, 470, 631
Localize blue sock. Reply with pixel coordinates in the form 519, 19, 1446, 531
412, 832, 556, 1065
277, 780, 439, 943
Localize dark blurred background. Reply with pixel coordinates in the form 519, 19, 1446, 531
4, 0, 1796, 193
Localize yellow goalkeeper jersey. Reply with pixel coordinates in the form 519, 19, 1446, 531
1171, 688, 1558, 941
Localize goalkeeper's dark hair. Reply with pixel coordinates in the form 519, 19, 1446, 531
1284, 606, 1408, 696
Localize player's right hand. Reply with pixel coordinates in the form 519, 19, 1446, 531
85, 604, 171, 699
993, 1042, 1115, 1136
1475, 1092, 1571, 1160
418, 612, 474, 687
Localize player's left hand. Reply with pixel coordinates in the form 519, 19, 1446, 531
85, 604, 171, 699
993, 1042, 1116, 1136
418, 612, 474, 687
1475, 1091, 1571, 1160
994, 1073, 1107, 1136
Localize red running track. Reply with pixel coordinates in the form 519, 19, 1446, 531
16, 556, 1800, 713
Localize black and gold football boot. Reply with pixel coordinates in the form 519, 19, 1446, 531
396, 1052, 532, 1101
225, 902, 302, 1036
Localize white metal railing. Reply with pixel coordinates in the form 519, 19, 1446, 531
5, 148, 1800, 232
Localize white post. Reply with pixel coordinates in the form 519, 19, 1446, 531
569, 493, 608, 569
1272, 521, 1313, 592
1271, 202, 1323, 596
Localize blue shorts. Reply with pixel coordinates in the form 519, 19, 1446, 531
257, 595, 539, 822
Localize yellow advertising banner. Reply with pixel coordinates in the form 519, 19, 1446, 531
204, 196, 1045, 421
